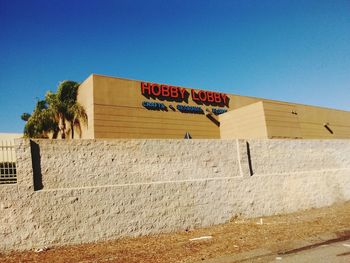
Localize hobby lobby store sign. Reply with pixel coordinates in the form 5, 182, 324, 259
141, 82, 229, 107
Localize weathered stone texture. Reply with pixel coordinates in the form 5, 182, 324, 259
0, 139, 349, 251
248, 139, 350, 175
34, 139, 241, 189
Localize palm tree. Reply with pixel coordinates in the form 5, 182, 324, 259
22, 100, 59, 138
22, 80, 87, 139
45, 81, 87, 139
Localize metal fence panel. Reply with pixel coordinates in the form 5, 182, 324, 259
0, 140, 17, 184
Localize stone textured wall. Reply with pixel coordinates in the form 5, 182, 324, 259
248, 139, 350, 175
0, 139, 349, 251
34, 139, 241, 189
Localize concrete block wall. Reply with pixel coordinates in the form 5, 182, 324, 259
248, 139, 350, 175
34, 139, 241, 189
0, 139, 349, 251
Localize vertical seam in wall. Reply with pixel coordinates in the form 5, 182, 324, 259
91, 75, 96, 139
236, 139, 244, 177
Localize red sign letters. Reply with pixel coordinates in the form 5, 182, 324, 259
141, 82, 229, 107
141, 82, 187, 100
191, 90, 228, 105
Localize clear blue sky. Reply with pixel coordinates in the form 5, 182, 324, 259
0, 0, 349, 133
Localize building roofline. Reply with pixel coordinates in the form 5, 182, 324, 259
84, 73, 350, 113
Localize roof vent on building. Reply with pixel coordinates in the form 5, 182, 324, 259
323, 122, 334, 134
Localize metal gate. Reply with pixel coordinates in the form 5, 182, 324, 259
0, 140, 17, 184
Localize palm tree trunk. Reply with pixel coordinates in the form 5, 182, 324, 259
59, 115, 66, 139
71, 121, 75, 139
52, 130, 59, 139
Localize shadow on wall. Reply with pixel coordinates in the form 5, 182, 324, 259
246, 141, 254, 176
30, 140, 43, 191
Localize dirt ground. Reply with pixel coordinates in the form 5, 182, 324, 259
1, 202, 350, 263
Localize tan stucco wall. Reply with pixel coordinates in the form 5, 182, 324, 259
263, 101, 302, 139
0, 139, 349, 251
76, 74, 350, 139
219, 102, 268, 139
263, 101, 350, 139
91, 75, 223, 139
296, 104, 350, 139
79, 74, 281, 139
219, 101, 350, 139
76, 75, 94, 139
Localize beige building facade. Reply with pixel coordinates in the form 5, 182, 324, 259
76, 74, 350, 139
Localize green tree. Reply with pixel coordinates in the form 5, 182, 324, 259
22, 100, 58, 138
21, 113, 31, 122
22, 81, 87, 139
46, 81, 87, 139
